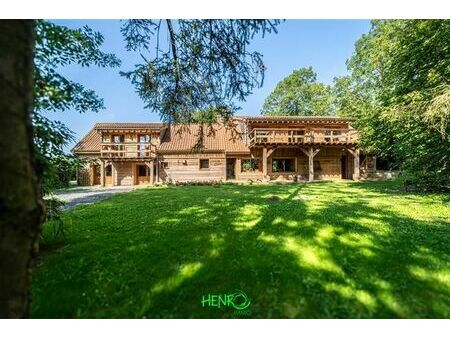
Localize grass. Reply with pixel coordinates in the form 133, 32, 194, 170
31, 180, 450, 318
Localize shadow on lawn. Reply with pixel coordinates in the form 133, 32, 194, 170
33, 182, 450, 318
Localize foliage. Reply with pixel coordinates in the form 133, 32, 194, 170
42, 196, 66, 240
32, 181, 450, 318
334, 20, 450, 190
261, 67, 334, 116
34, 20, 121, 194
121, 20, 281, 123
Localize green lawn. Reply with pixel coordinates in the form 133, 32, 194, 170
31, 180, 450, 318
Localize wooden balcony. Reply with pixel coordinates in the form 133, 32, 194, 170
249, 128, 358, 146
100, 142, 156, 159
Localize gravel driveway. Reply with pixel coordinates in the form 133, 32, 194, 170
53, 185, 149, 210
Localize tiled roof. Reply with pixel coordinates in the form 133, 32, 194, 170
236, 115, 354, 123
94, 122, 164, 130
72, 127, 101, 154
158, 123, 250, 154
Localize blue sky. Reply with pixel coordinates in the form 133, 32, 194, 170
48, 19, 371, 149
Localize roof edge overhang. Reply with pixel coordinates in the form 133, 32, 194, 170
157, 149, 225, 155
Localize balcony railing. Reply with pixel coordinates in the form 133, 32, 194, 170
249, 128, 358, 146
100, 142, 156, 158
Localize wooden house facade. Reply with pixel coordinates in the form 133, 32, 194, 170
73, 116, 374, 186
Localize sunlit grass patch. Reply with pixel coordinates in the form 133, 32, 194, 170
32, 180, 450, 318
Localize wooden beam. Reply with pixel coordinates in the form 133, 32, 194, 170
267, 147, 275, 158
299, 147, 309, 157
262, 147, 268, 179
347, 148, 357, 157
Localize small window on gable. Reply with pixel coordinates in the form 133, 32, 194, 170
199, 159, 209, 169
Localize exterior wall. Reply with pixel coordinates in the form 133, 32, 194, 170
158, 153, 226, 183
267, 148, 305, 181
112, 162, 134, 186
76, 154, 100, 186
231, 147, 346, 182
313, 147, 344, 180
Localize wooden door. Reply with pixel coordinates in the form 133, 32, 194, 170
105, 164, 112, 186
93, 165, 101, 185
137, 164, 149, 184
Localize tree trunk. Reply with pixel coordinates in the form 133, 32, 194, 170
0, 20, 44, 318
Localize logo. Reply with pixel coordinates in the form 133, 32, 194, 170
201, 290, 251, 316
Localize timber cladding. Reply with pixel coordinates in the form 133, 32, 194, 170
158, 153, 226, 182
113, 162, 133, 186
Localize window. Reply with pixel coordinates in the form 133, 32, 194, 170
272, 158, 294, 172
241, 159, 260, 172
113, 135, 124, 143
102, 135, 110, 143
138, 165, 147, 177
105, 165, 112, 177
139, 134, 151, 143
160, 161, 169, 169
199, 159, 209, 169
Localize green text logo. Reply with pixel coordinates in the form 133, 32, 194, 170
201, 290, 251, 315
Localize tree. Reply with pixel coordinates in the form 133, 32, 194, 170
121, 20, 281, 123
34, 20, 121, 193
335, 20, 450, 190
0, 19, 121, 318
0, 20, 44, 318
261, 67, 334, 116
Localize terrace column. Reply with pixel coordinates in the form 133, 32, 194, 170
300, 147, 320, 182
155, 158, 160, 183
149, 160, 154, 185
353, 148, 360, 180
262, 147, 268, 179
347, 148, 360, 180
223, 153, 227, 181
100, 160, 105, 186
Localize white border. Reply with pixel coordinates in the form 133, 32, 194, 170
1, 319, 449, 338
1, 0, 449, 19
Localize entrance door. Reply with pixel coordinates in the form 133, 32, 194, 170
341, 154, 354, 179
226, 158, 236, 180
93, 165, 101, 185
137, 164, 150, 185
105, 164, 112, 186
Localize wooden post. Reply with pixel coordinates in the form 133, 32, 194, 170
262, 147, 267, 179
353, 148, 360, 180
308, 147, 314, 182
149, 160, 154, 185
100, 160, 105, 186
155, 158, 160, 183
300, 147, 320, 182
224, 154, 227, 181
112, 162, 117, 186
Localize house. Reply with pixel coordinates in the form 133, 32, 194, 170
72, 116, 375, 186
